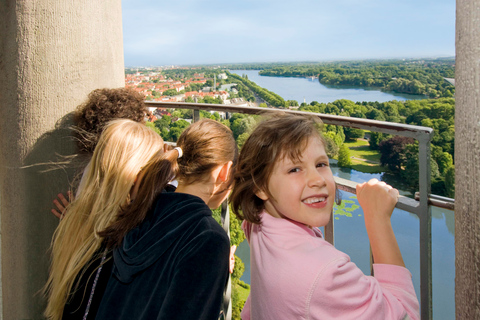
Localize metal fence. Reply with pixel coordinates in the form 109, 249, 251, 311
146, 101, 455, 320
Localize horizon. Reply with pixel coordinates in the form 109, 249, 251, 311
124, 56, 456, 69
122, 0, 455, 67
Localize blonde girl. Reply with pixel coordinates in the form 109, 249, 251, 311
230, 113, 419, 320
44, 119, 164, 320
94, 118, 238, 320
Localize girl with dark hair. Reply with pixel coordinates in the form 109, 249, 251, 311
230, 113, 419, 320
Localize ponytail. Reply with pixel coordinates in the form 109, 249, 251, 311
99, 149, 180, 248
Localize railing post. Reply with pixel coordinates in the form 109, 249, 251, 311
221, 200, 232, 320
418, 139, 432, 320
193, 109, 200, 122
324, 211, 334, 245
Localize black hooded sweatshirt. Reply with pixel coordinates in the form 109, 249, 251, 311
95, 191, 230, 320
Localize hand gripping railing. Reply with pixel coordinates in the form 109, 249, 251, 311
146, 100, 444, 320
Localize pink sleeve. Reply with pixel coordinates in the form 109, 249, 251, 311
373, 264, 420, 320
308, 258, 419, 320
240, 294, 251, 320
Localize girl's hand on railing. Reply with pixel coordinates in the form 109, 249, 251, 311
356, 178, 398, 225
51, 191, 73, 220
356, 179, 404, 267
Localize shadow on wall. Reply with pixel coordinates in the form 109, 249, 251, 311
21, 112, 81, 314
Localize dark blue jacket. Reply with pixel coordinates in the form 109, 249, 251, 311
95, 192, 230, 320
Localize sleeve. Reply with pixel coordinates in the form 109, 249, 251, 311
308, 258, 420, 320
157, 229, 230, 320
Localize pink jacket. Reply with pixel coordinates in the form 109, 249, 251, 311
241, 212, 419, 320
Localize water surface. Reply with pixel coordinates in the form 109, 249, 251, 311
230, 69, 427, 104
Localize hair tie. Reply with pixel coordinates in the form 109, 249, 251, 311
174, 147, 183, 159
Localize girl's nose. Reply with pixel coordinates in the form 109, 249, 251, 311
307, 168, 327, 188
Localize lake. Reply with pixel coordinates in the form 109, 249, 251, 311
230, 69, 428, 104
230, 70, 454, 319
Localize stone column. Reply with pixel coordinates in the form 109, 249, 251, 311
455, 0, 480, 318
0, 0, 124, 318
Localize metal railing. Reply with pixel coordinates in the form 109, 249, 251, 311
146, 100, 455, 320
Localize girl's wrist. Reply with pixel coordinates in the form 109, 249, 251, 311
364, 214, 392, 230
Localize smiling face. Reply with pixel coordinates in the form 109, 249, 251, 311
256, 136, 336, 228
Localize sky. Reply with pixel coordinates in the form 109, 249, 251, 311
121, 0, 456, 67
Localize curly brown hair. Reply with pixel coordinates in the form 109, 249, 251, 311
74, 87, 147, 153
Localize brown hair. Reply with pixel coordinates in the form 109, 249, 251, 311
74, 87, 147, 153
100, 119, 238, 247
229, 113, 329, 225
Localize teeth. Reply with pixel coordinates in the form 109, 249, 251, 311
302, 197, 326, 204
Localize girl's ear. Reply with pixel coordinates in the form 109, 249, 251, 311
130, 169, 147, 201
255, 189, 268, 201
217, 161, 233, 183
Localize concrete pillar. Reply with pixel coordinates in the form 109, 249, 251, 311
455, 0, 480, 318
0, 1, 124, 318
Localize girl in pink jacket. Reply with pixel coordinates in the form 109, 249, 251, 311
230, 113, 419, 320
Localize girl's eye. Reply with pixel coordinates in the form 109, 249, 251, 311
317, 162, 329, 168
289, 167, 301, 173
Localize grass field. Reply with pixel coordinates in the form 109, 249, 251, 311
342, 139, 385, 174
236, 283, 250, 301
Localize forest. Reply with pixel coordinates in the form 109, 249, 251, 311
223, 59, 456, 99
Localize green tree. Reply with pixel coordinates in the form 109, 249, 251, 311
337, 144, 352, 167
343, 127, 364, 141
323, 131, 341, 158
162, 89, 178, 96
231, 116, 256, 140
378, 136, 415, 172
236, 132, 250, 150
145, 121, 161, 135
368, 132, 385, 150
168, 119, 190, 142
444, 165, 455, 198
286, 100, 299, 107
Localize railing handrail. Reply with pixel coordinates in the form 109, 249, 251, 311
146, 101, 434, 142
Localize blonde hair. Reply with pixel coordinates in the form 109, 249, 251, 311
100, 119, 238, 247
44, 119, 164, 320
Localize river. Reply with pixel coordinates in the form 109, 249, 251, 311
230, 70, 454, 319
230, 69, 427, 104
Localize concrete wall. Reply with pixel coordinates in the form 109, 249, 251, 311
455, 0, 480, 318
0, 0, 124, 318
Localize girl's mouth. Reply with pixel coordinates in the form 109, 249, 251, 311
302, 196, 326, 204
302, 196, 328, 208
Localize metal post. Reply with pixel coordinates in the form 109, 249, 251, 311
221, 200, 232, 320
418, 140, 432, 320
324, 211, 334, 245
193, 109, 200, 123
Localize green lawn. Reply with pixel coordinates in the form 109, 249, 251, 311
342, 139, 385, 174
236, 283, 250, 301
